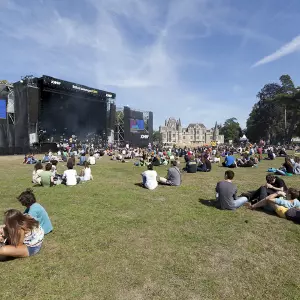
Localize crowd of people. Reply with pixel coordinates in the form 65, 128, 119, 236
31, 149, 95, 187
1, 142, 299, 261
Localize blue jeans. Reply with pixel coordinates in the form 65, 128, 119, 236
232, 197, 248, 209
27, 243, 42, 256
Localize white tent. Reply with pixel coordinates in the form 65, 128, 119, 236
240, 134, 248, 142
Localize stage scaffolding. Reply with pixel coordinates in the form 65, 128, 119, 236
114, 107, 125, 146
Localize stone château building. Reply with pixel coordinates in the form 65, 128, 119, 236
159, 118, 224, 145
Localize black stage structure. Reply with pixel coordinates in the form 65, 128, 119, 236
0, 75, 116, 154
115, 106, 153, 147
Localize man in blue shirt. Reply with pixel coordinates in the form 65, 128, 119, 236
17, 189, 53, 234
222, 152, 237, 168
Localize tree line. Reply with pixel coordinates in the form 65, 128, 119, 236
215, 74, 300, 145
246, 74, 300, 144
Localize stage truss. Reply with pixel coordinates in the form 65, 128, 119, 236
115, 107, 125, 146
7, 84, 15, 125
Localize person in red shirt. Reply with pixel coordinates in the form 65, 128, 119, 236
257, 147, 263, 161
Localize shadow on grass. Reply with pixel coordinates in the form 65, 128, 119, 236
0, 256, 16, 263
198, 198, 220, 209
134, 183, 145, 188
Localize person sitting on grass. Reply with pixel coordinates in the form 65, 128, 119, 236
78, 153, 87, 166
151, 155, 161, 167
242, 174, 287, 204
32, 161, 43, 185
159, 160, 181, 186
40, 163, 54, 187
246, 188, 300, 213
17, 189, 53, 234
42, 153, 50, 163
293, 157, 300, 175
23, 154, 28, 164
197, 155, 212, 172
26, 154, 37, 165
62, 150, 68, 162
88, 154, 96, 165
62, 160, 80, 186
51, 160, 58, 178
0, 209, 44, 258
80, 161, 93, 182
222, 152, 237, 168
141, 164, 158, 190
184, 155, 197, 173
215, 170, 248, 210
280, 156, 294, 175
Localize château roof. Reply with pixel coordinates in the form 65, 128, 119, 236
187, 123, 206, 128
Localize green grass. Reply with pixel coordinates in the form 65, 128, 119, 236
0, 155, 300, 300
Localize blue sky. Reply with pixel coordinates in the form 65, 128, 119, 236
1, 0, 300, 129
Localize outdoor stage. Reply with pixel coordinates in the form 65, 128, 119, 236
0, 75, 116, 154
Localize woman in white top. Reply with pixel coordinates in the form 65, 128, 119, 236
141, 164, 158, 190
62, 161, 79, 186
80, 162, 93, 182
0, 209, 44, 258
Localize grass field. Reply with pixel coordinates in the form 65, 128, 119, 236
0, 155, 300, 300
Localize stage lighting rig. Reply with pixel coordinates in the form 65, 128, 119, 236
20, 75, 37, 87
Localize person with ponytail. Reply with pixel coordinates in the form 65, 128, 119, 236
0, 209, 44, 258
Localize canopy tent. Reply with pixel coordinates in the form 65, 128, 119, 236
240, 134, 248, 142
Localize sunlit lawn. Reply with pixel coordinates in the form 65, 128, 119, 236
0, 155, 299, 300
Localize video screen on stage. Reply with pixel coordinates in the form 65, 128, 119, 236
39, 92, 107, 143
0, 99, 6, 119
130, 119, 144, 132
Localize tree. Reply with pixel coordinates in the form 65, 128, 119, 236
0, 80, 10, 84
268, 75, 300, 143
246, 83, 285, 143
220, 118, 242, 143
246, 75, 300, 144
152, 130, 161, 143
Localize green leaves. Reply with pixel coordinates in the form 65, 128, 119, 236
219, 118, 242, 143
247, 74, 300, 143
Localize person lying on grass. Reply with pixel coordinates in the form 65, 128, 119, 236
246, 188, 300, 212
215, 170, 248, 210
241, 174, 287, 204
17, 188, 53, 234
0, 209, 44, 258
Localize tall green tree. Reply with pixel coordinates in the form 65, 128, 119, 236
246, 83, 285, 143
220, 118, 242, 143
0, 80, 10, 84
269, 75, 300, 143
152, 130, 161, 143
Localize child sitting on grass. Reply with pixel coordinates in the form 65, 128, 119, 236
32, 161, 43, 185
80, 161, 93, 182
40, 163, 54, 187
0, 209, 44, 258
17, 189, 53, 234
62, 160, 80, 186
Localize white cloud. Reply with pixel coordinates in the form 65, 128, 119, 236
0, 0, 273, 128
252, 35, 300, 67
